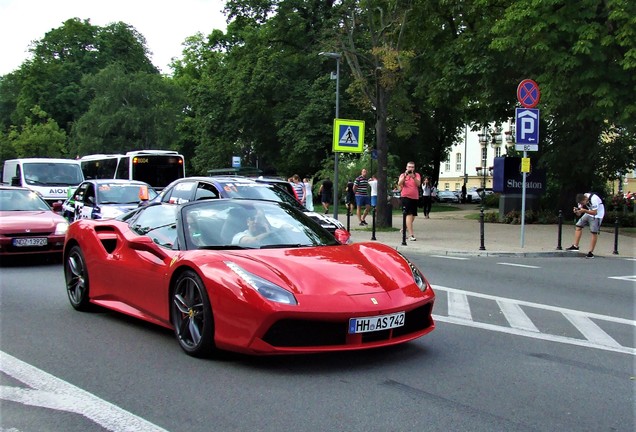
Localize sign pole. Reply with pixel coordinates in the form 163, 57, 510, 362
516, 79, 541, 248
521, 151, 527, 247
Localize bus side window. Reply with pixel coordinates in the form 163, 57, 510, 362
116, 157, 130, 180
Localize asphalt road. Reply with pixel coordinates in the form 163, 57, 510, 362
1, 254, 634, 432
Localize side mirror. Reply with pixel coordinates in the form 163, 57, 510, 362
51, 201, 63, 213
334, 228, 351, 245
10, 176, 21, 186
128, 236, 170, 260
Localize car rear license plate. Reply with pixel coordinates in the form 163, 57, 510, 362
348, 311, 405, 334
12, 238, 48, 247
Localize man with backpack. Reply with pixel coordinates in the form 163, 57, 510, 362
566, 192, 605, 258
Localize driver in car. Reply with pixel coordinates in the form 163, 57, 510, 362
232, 211, 273, 246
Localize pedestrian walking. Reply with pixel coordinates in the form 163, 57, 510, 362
291, 174, 305, 205
303, 177, 314, 211
319, 178, 333, 214
345, 180, 355, 216
353, 168, 371, 226
368, 175, 378, 208
397, 161, 421, 240
566, 192, 605, 258
421, 176, 433, 218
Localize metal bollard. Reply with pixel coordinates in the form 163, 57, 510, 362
346, 209, 350, 232
613, 216, 619, 255
556, 210, 563, 250
401, 209, 407, 246
371, 207, 377, 240
479, 207, 486, 250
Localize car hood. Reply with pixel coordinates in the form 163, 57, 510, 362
217, 242, 415, 296
0, 211, 66, 233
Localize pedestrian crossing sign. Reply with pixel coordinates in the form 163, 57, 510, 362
333, 118, 365, 153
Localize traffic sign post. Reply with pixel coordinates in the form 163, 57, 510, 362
515, 108, 540, 152
516, 79, 541, 248
333, 119, 365, 153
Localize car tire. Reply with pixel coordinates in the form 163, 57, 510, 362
64, 245, 92, 311
171, 270, 216, 358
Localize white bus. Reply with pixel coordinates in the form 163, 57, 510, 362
2, 158, 84, 206
80, 150, 185, 190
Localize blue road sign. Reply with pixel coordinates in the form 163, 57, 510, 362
515, 108, 540, 151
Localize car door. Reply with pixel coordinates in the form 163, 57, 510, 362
111, 204, 178, 323
78, 183, 97, 220
66, 182, 90, 222
193, 181, 220, 200
161, 180, 197, 204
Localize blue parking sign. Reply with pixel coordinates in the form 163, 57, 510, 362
515, 108, 539, 151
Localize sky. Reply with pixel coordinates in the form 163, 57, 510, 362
0, 0, 228, 76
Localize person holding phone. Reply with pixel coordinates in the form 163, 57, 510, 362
397, 161, 421, 241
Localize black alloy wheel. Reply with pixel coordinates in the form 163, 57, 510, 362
65, 245, 92, 311
171, 270, 215, 357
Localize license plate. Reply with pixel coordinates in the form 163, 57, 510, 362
12, 238, 48, 247
348, 311, 405, 334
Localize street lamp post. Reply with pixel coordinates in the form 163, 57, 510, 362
319, 51, 341, 219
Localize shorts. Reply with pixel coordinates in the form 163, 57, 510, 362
576, 213, 602, 234
370, 196, 377, 207
401, 197, 418, 216
355, 195, 370, 207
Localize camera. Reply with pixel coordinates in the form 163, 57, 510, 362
407, 170, 413, 174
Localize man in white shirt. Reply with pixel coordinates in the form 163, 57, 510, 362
566, 192, 605, 258
368, 175, 378, 208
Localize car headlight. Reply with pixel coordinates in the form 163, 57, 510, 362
55, 222, 69, 235
400, 255, 428, 292
225, 261, 297, 305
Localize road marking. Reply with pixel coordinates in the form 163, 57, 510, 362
447, 291, 472, 320
0, 351, 168, 432
497, 300, 539, 332
497, 262, 540, 269
430, 255, 470, 260
608, 275, 636, 282
562, 314, 621, 347
433, 315, 635, 356
432, 285, 636, 356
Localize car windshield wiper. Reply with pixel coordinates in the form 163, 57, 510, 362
137, 222, 176, 235
259, 243, 312, 249
197, 245, 253, 250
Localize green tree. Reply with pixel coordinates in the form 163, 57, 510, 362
71, 64, 185, 156
4, 106, 67, 158
490, 0, 636, 209
6, 18, 158, 138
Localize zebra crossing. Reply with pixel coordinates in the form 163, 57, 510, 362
431, 285, 636, 356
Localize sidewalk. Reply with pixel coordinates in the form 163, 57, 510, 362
338, 206, 635, 258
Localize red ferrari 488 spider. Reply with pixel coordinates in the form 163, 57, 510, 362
64, 199, 435, 357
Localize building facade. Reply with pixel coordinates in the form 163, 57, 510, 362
437, 123, 514, 192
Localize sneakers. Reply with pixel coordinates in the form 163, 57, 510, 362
409, 236, 417, 241
360, 220, 368, 226
586, 252, 594, 259
565, 245, 579, 251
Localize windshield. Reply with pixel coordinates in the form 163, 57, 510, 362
23, 162, 83, 186
97, 183, 158, 204
0, 189, 51, 211
219, 182, 303, 209
180, 200, 337, 250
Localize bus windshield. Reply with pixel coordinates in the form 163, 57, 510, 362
131, 154, 184, 188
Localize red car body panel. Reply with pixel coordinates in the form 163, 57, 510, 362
65, 218, 435, 355
0, 210, 67, 256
